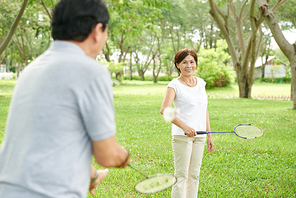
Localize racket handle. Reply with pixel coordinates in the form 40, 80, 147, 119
196, 131, 207, 134
184, 131, 207, 136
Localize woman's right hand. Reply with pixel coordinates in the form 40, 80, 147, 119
183, 126, 196, 137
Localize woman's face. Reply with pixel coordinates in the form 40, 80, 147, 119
176, 55, 196, 77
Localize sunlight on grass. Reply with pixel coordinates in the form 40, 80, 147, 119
114, 80, 291, 99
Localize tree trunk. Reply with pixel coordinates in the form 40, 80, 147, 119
152, 55, 157, 83
12, 38, 28, 66
103, 42, 111, 62
229, 1, 246, 58
152, 54, 162, 83
208, 0, 246, 97
247, 0, 260, 98
261, 63, 266, 78
138, 70, 145, 81
290, 58, 296, 107
40, 0, 52, 20
15, 63, 19, 79
257, 0, 296, 109
0, 51, 5, 64
129, 51, 133, 80
0, 0, 29, 55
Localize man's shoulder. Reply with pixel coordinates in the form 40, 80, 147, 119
40, 46, 108, 75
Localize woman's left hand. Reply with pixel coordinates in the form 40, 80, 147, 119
207, 135, 215, 153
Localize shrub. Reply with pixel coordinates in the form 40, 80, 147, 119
197, 40, 235, 88
259, 77, 291, 83
112, 79, 120, 87
282, 77, 291, 83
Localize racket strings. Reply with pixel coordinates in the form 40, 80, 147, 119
135, 174, 176, 194
235, 125, 263, 139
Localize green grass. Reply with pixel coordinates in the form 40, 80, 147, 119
0, 80, 15, 143
114, 80, 291, 98
0, 79, 295, 197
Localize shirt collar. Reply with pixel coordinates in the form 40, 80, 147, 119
50, 40, 86, 56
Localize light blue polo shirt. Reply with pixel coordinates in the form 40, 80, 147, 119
0, 41, 116, 197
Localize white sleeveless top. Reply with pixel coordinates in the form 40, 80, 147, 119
167, 77, 208, 137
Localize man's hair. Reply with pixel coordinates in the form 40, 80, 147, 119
51, 0, 109, 41
174, 49, 198, 72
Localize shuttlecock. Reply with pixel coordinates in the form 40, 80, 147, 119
163, 107, 180, 122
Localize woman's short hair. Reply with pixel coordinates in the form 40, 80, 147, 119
174, 49, 198, 72
51, 0, 109, 41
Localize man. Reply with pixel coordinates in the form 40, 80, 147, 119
0, 0, 129, 197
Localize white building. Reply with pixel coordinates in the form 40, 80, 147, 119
0, 64, 13, 80
254, 56, 287, 78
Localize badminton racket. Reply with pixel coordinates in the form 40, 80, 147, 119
192, 124, 263, 139
128, 164, 177, 194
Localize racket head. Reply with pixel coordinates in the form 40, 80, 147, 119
234, 124, 263, 139
134, 173, 177, 194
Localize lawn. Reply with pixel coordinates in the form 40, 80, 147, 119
0, 79, 295, 197
114, 80, 291, 99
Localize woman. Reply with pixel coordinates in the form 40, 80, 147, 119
160, 49, 214, 198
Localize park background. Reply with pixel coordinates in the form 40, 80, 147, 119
0, 0, 296, 197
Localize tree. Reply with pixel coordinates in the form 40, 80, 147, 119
257, 0, 296, 109
259, 33, 273, 78
105, 61, 124, 79
1, 0, 55, 74
208, 0, 267, 98
0, 0, 29, 55
105, 0, 169, 81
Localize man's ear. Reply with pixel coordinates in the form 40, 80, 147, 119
93, 23, 104, 42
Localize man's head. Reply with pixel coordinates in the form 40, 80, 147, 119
51, 0, 109, 42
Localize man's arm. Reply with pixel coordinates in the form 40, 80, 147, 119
92, 135, 129, 168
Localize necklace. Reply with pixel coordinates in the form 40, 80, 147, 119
180, 76, 196, 87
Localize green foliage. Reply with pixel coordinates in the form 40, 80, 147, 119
197, 40, 235, 88
104, 61, 124, 76
282, 77, 292, 83
0, 0, 52, 71
106, 0, 169, 51
255, 77, 291, 84
274, 0, 296, 29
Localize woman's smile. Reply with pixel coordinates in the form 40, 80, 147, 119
176, 55, 196, 76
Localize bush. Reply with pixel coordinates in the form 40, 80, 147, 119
283, 77, 291, 83
112, 79, 120, 87
123, 75, 153, 81
261, 78, 277, 83
255, 77, 291, 83
197, 40, 235, 88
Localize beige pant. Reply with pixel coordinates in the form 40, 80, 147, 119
171, 135, 206, 198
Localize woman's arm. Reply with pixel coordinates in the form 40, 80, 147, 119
89, 165, 109, 195
160, 87, 196, 137
206, 108, 214, 153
